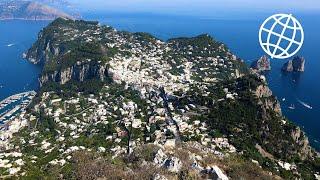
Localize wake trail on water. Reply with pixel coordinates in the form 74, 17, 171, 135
6, 43, 15, 47
297, 99, 313, 109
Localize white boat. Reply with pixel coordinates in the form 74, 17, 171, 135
6, 43, 14, 47
297, 99, 313, 109
282, 98, 286, 102
288, 104, 295, 110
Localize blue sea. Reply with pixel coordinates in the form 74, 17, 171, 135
0, 20, 48, 101
0, 13, 319, 149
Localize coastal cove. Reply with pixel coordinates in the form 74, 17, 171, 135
0, 13, 319, 151
0, 20, 48, 101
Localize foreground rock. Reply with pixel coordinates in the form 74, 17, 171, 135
282, 56, 305, 72
251, 55, 271, 71
205, 166, 229, 180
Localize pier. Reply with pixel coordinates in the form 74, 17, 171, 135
0, 91, 36, 128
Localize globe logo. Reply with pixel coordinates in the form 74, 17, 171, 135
259, 14, 304, 59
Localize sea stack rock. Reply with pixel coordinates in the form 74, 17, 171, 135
251, 55, 271, 71
292, 56, 305, 72
282, 60, 294, 72
282, 56, 305, 72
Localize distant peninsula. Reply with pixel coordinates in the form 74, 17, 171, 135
0, 1, 73, 20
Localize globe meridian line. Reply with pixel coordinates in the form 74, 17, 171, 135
259, 13, 304, 59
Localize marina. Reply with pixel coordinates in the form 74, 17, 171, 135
0, 91, 36, 127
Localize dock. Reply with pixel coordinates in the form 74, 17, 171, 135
0, 91, 37, 128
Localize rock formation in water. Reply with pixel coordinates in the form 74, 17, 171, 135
282, 56, 305, 72
282, 60, 294, 72
251, 55, 271, 71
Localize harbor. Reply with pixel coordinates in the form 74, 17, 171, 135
0, 91, 36, 128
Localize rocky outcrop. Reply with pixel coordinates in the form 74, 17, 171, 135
153, 149, 182, 173
164, 157, 182, 173
282, 56, 305, 72
25, 30, 62, 65
255, 85, 282, 116
39, 62, 109, 86
290, 127, 313, 160
153, 149, 168, 166
251, 55, 271, 71
204, 166, 229, 180
255, 84, 272, 98
153, 174, 168, 180
24, 18, 109, 86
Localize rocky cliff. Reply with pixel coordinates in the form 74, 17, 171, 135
282, 56, 305, 72
255, 84, 282, 115
251, 55, 271, 71
290, 127, 313, 160
25, 29, 59, 65
254, 84, 314, 160
25, 18, 110, 86
39, 62, 109, 86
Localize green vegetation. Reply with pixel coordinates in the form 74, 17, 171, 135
168, 34, 228, 58
173, 75, 318, 178
41, 79, 106, 97
12, 18, 318, 179
133, 32, 159, 43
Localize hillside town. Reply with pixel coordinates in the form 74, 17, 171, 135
0, 18, 319, 179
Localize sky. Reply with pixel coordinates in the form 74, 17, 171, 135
70, 0, 320, 17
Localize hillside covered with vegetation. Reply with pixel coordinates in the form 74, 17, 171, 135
0, 18, 319, 179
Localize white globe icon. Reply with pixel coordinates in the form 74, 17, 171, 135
259, 14, 304, 59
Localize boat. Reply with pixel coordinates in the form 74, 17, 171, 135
282, 98, 286, 102
297, 99, 313, 109
6, 43, 14, 47
288, 104, 295, 110
0, 91, 37, 119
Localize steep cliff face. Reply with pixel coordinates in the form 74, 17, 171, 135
253, 84, 316, 160
25, 18, 109, 86
39, 62, 109, 86
25, 27, 62, 65
255, 84, 282, 114
290, 127, 313, 160
27, 35, 109, 86
255, 83, 316, 157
